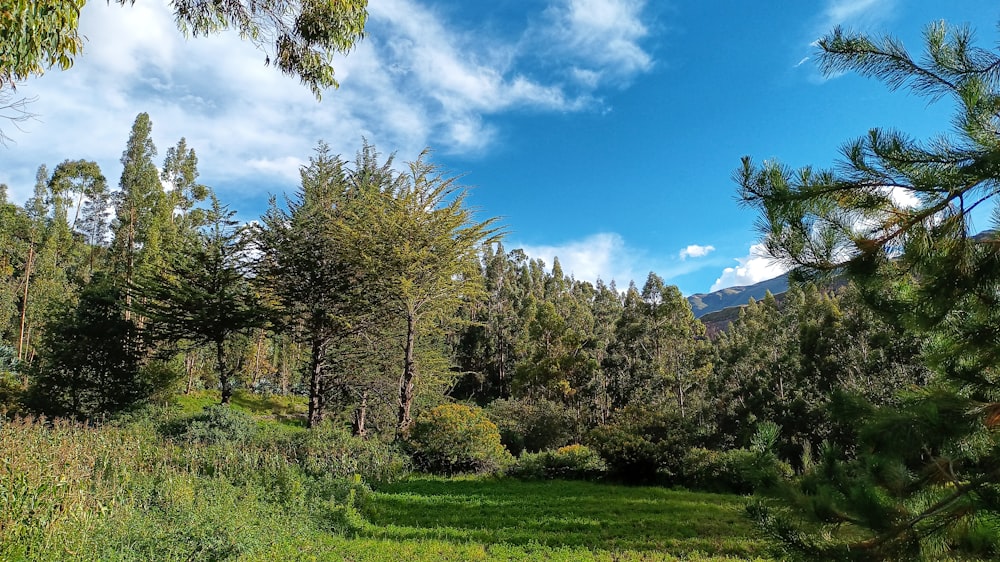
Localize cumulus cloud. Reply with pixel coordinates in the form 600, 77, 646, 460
679, 244, 715, 260
710, 243, 790, 291
519, 233, 638, 285
517, 232, 722, 289
0, 0, 655, 203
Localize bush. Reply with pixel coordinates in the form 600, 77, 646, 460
406, 403, 513, 475
164, 405, 258, 444
681, 447, 792, 494
508, 444, 607, 481
294, 422, 410, 483
586, 406, 695, 484
485, 398, 575, 455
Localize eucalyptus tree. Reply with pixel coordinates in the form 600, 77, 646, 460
110, 113, 165, 315
740, 21, 1000, 559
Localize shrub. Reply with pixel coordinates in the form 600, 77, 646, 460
586, 406, 695, 484
509, 444, 607, 481
294, 422, 410, 483
485, 398, 575, 455
164, 404, 258, 444
406, 403, 513, 475
681, 447, 792, 494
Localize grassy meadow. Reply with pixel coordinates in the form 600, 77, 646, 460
0, 392, 778, 561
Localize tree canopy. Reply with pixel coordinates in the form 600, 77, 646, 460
1, 0, 367, 96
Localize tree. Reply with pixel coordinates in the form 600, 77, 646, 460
255, 142, 374, 427
740, 21, 1000, 559
1, 0, 366, 97
110, 112, 164, 314
135, 195, 262, 405
28, 273, 145, 419
334, 148, 501, 434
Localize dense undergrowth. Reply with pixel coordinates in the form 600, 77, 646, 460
0, 392, 782, 561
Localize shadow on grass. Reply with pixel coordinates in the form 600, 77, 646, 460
356, 478, 770, 558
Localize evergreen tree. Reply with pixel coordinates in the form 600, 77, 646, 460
135, 195, 262, 404
740, 21, 1000, 559
255, 142, 374, 427
28, 273, 144, 419
334, 148, 501, 433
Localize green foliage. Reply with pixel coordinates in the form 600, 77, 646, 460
485, 397, 575, 455
508, 444, 607, 481
682, 448, 792, 495
0, 0, 85, 86
163, 404, 258, 445
586, 406, 696, 484
27, 273, 150, 419
294, 421, 410, 482
406, 404, 513, 475
739, 19, 1000, 559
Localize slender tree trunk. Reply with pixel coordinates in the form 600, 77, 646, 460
306, 337, 324, 428
353, 390, 368, 438
17, 245, 34, 362
217, 339, 232, 405
397, 311, 418, 436
250, 330, 265, 389
184, 352, 196, 394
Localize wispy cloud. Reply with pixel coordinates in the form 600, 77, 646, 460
710, 243, 790, 291
800, 0, 898, 76
0, 0, 656, 203
537, 0, 653, 87
679, 244, 715, 260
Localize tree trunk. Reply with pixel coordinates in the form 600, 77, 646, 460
184, 351, 196, 394
17, 244, 34, 362
397, 311, 418, 436
217, 339, 232, 404
353, 390, 368, 438
306, 337, 324, 428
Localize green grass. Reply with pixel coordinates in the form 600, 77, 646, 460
173, 389, 308, 430
1, 405, 778, 561
350, 478, 775, 561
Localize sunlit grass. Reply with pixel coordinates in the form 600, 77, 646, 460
353, 478, 775, 560
1, 410, 778, 561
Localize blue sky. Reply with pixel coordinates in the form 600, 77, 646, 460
1, 0, 997, 295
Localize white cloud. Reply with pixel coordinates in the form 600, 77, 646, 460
801, 0, 897, 79
0, 0, 655, 203
519, 233, 638, 285
884, 185, 920, 209
679, 244, 715, 260
711, 243, 790, 291
517, 232, 722, 289
540, 0, 653, 87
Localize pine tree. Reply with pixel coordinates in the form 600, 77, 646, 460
740, 21, 1000, 559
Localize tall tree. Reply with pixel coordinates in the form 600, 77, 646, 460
110, 113, 164, 314
255, 142, 373, 426
335, 148, 501, 434
740, 21, 1000, 559
135, 195, 262, 404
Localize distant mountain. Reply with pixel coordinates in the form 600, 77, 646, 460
687, 274, 789, 318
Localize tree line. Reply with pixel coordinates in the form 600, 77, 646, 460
0, 111, 929, 461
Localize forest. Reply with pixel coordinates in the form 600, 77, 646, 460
4, 3, 1000, 562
